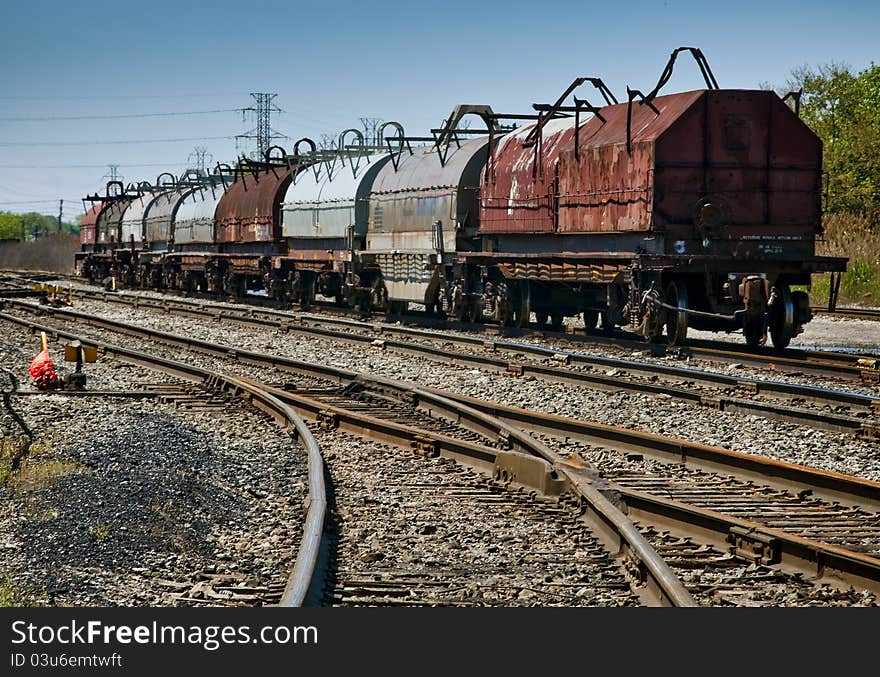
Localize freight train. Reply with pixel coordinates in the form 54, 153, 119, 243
75, 47, 847, 349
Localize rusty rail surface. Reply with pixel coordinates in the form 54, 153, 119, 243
43, 288, 880, 439
0, 303, 696, 607
811, 306, 880, 322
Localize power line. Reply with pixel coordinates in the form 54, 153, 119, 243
0, 163, 185, 169
0, 93, 247, 101
0, 109, 241, 122
103, 165, 122, 185
360, 117, 383, 146
0, 136, 232, 147
187, 146, 212, 173
0, 199, 78, 205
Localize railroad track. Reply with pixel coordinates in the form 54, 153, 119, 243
812, 306, 880, 322
4, 300, 879, 603
25, 287, 879, 441
0, 306, 696, 606
3, 272, 879, 383
0, 310, 326, 608
318, 440, 638, 606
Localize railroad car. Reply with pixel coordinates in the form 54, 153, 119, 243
161, 175, 228, 293
201, 149, 297, 298
136, 173, 208, 289
75, 47, 847, 350
279, 130, 394, 309
77, 181, 136, 283
468, 51, 846, 349
363, 120, 490, 319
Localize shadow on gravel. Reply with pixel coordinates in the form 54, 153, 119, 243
8, 410, 250, 601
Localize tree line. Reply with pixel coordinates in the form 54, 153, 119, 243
0, 211, 79, 242
781, 61, 880, 222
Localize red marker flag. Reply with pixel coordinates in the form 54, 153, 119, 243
29, 349, 59, 390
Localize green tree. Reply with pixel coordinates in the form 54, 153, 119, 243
783, 62, 880, 221
0, 211, 79, 240
0, 212, 22, 240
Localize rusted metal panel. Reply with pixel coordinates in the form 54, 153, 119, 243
367, 137, 488, 236
97, 197, 136, 245
120, 191, 168, 246
174, 183, 225, 246
654, 90, 820, 239
767, 93, 822, 229
482, 88, 820, 242
80, 204, 103, 247
556, 90, 701, 234
143, 189, 188, 248
215, 166, 293, 244
282, 154, 390, 240
481, 117, 574, 233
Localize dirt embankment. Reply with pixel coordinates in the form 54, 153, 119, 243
0, 234, 79, 274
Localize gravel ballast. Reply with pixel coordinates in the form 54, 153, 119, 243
51, 298, 880, 483
0, 322, 307, 606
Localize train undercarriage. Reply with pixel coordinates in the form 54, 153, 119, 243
76, 247, 843, 351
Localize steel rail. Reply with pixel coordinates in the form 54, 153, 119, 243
97, 288, 880, 397
812, 306, 880, 322
618, 487, 880, 595
0, 305, 696, 607
11, 300, 880, 597
416, 387, 880, 513
9, 300, 880, 507
47, 290, 880, 437
5, 273, 879, 380
0, 311, 326, 608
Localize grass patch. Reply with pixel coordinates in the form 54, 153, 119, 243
150, 497, 175, 519
0, 571, 45, 607
1, 435, 86, 491
12, 459, 86, 491
811, 213, 880, 306
89, 521, 113, 542
0, 437, 29, 486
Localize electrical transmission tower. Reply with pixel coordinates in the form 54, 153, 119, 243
188, 146, 213, 174
236, 93, 286, 159
102, 164, 122, 186
318, 133, 336, 151
360, 117, 383, 146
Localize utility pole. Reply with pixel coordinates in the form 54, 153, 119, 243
58, 199, 63, 234
236, 93, 286, 159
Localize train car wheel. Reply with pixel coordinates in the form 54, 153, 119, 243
768, 284, 795, 350
550, 314, 564, 332
300, 274, 316, 311
468, 298, 482, 324
511, 282, 531, 328
535, 312, 549, 328
743, 317, 766, 347
582, 310, 599, 330
665, 282, 689, 346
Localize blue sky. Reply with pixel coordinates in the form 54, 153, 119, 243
1, 0, 877, 222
